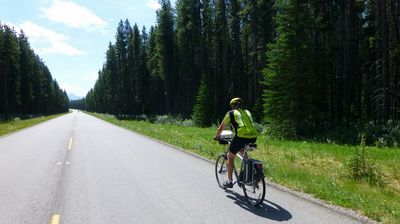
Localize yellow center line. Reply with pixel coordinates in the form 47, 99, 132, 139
50, 214, 60, 224
68, 138, 73, 150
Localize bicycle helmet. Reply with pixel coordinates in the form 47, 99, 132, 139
230, 97, 243, 106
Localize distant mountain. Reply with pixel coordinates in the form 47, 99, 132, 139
68, 93, 84, 101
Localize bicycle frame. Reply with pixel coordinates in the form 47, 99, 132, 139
222, 141, 255, 187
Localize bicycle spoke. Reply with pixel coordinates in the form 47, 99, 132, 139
242, 178, 266, 206
215, 154, 228, 189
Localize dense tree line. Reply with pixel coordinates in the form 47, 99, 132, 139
86, 0, 273, 121
86, 0, 400, 139
0, 23, 69, 119
69, 98, 86, 110
264, 0, 400, 137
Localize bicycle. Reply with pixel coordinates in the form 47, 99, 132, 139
214, 132, 266, 206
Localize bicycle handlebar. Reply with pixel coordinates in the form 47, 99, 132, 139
214, 137, 230, 145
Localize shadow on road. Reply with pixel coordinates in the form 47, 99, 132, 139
225, 189, 292, 221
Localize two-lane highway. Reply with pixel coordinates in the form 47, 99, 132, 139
0, 111, 367, 223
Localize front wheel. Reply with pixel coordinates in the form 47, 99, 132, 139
215, 154, 228, 189
243, 177, 266, 206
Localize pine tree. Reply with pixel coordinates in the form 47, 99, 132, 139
192, 0, 217, 125
105, 42, 119, 115
99, 65, 112, 113
18, 31, 34, 114
241, 0, 275, 118
129, 24, 144, 115
193, 74, 216, 126
147, 26, 166, 114
156, 0, 177, 113
31, 56, 44, 114
115, 20, 129, 116
263, 0, 321, 137
229, 0, 245, 97
0, 24, 6, 117
1, 26, 20, 116
215, 0, 231, 116
176, 0, 202, 116
85, 89, 95, 112
140, 26, 150, 114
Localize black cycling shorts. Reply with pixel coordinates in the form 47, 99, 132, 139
229, 136, 257, 154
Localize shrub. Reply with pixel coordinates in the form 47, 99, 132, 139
153, 115, 169, 124
175, 119, 194, 127
103, 114, 116, 120
363, 120, 400, 147
319, 120, 400, 147
254, 122, 266, 135
260, 120, 296, 139
347, 135, 385, 187
135, 114, 150, 122
152, 115, 194, 127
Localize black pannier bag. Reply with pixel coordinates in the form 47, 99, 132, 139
243, 159, 264, 183
252, 160, 264, 182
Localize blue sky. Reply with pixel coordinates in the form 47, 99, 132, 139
1, 0, 170, 98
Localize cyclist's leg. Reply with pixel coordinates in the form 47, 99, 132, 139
227, 137, 244, 182
227, 151, 236, 181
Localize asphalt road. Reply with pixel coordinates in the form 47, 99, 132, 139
0, 111, 367, 224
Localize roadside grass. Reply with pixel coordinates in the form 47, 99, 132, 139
91, 113, 400, 223
0, 113, 68, 137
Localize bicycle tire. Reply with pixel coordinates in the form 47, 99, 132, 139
242, 177, 266, 206
215, 154, 228, 189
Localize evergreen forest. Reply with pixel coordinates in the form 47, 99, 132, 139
0, 23, 69, 119
78, 0, 400, 144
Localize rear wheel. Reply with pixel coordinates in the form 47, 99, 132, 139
243, 177, 266, 206
215, 154, 228, 189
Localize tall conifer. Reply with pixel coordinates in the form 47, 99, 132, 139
263, 0, 320, 136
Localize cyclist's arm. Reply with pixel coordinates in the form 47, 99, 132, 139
215, 123, 226, 138
215, 112, 230, 138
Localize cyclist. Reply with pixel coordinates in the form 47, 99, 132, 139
214, 97, 258, 188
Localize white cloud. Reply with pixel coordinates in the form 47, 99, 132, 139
38, 41, 86, 56
147, 0, 161, 10
40, 0, 106, 30
19, 21, 85, 56
60, 83, 88, 97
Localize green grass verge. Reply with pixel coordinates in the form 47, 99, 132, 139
91, 113, 400, 223
0, 113, 69, 136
